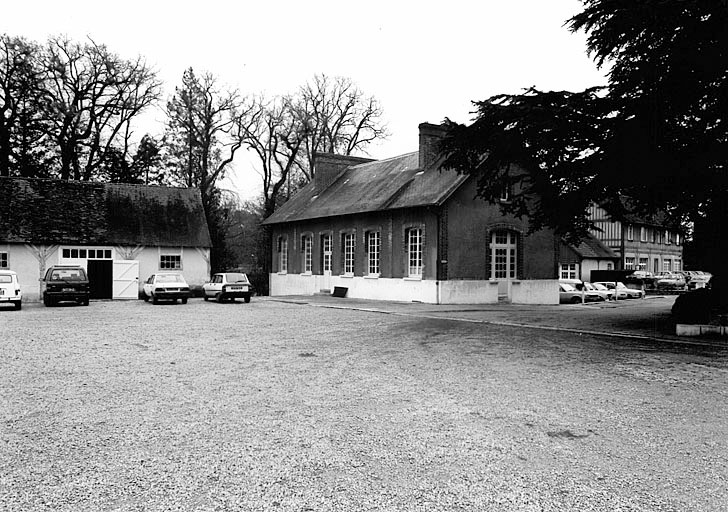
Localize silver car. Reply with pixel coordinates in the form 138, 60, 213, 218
203, 272, 254, 303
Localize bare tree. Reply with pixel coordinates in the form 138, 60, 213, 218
235, 95, 309, 218
164, 68, 258, 207
164, 68, 259, 272
41, 36, 161, 180
294, 74, 388, 181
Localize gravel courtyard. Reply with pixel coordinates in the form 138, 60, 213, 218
1, 298, 727, 511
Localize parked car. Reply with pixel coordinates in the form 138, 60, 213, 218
203, 272, 254, 303
559, 279, 605, 303
655, 271, 687, 291
630, 270, 654, 279
142, 273, 191, 304
685, 271, 712, 290
0, 270, 22, 310
559, 282, 603, 304
584, 281, 614, 301
40, 265, 90, 306
593, 281, 645, 299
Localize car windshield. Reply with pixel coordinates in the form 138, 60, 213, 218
0, 275, 12, 283
593, 283, 609, 291
560, 283, 577, 292
224, 273, 249, 283
157, 274, 184, 283
583, 283, 596, 291
51, 269, 86, 280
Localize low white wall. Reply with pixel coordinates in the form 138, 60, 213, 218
270, 273, 439, 303
511, 279, 559, 304
438, 280, 499, 304
270, 274, 558, 304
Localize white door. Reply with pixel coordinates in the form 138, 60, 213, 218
490, 231, 517, 297
113, 260, 139, 299
322, 234, 332, 291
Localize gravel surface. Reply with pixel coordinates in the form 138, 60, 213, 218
1, 298, 727, 511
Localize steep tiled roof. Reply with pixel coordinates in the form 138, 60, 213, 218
0, 177, 211, 247
568, 234, 618, 259
263, 152, 467, 224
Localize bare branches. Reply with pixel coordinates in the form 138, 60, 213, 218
35, 35, 162, 180
294, 74, 388, 179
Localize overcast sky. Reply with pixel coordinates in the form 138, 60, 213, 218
2, 0, 608, 200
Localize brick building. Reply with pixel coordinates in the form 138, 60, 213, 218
262, 123, 616, 304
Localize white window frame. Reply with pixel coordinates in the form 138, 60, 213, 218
626, 224, 634, 241
343, 233, 355, 275
674, 259, 682, 271
407, 228, 423, 278
625, 256, 635, 270
663, 259, 672, 271
0, 251, 7, 268
640, 227, 647, 242
302, 236, 312, 274
490, 230, 517, 279
665, 230, 671, 245
321, 234, 332, 273
279, 237, 288, 273
638, 257, 648, 270
560, 263, 577, 280
367, 231, 381, 276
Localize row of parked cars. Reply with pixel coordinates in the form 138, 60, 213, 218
629, 270, 712, 291
0, 265, 254, 310
559, 279, 645, 304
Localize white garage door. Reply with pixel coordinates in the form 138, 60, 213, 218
113, 260, 139, 299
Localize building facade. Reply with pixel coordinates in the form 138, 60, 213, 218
263, 124, 617, 304
588, 204, 684, 274
0, 178, 211, 301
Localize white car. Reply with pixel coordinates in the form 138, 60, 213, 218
584, 281, 614, 301
142, 273, 190, 304
593, 281, 645, 299
203, 272, 254, 303
0, 270, 22, 310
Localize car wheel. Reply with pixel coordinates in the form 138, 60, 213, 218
83, 299, 89, 306
43, 294, 52, 307
203, 294, 209, 301
142, 292, 149, 302
152, 294, 158, 305
181, 298, 188, 304
244, 296, 251, 303
216, 293, 224, 303
570, 296, 581, 304
14, 301, 21, 310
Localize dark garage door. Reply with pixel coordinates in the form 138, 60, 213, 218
87, 259, 113, 299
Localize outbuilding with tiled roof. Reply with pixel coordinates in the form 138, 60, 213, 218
0, 177, 211, 301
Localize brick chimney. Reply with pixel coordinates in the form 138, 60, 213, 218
313, 152, 376, 190
418, 122, 448, 170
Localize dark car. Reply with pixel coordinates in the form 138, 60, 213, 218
41, 265, 90, 306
